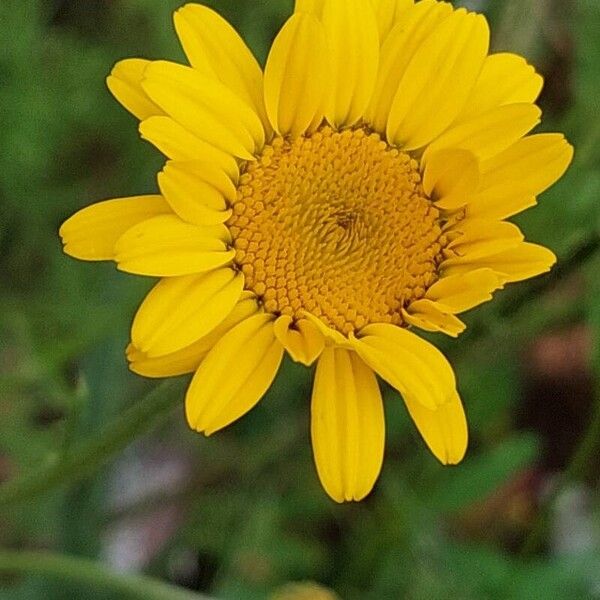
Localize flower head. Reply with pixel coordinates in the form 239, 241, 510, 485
60, 0, 573, 502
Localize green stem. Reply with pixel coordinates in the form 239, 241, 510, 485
0, 379, 186, 507
0, 550, 211, 600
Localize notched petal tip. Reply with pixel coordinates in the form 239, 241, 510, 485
106, 58, 162, 121
311, 347, 384, 503
423, 148, 480, 211
274, 315, 325, 366
301, 311, 354, 349
404, 390, 468, 466
352, 323, 456, 411
59, 195, 170, 262
402, 304, 466, 338
423, 268, 507, 317
263, 12, 331, 139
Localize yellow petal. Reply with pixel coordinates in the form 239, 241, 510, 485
467, 134, 574, 219
311, 348, 384, 502
457, 52, 543, 122
106, 59, 163, 121
423, 103, 542, 164
423, 148, 479, 210
294, 0, 323, 17
173, 4, 269, 130
443, 242, 556, 282
301, 312, 353, 349
139, 116, 239, 181
370, 0, 414, 40
273, 315, 325, 366
466, 183, 538, 222
59, 195, 170, 261
115, 215, 234, 277
402, 302, 466, 337
141, 61, 264, 159
264, 13, 330, 138
127, 293, 260, 378
131, 268, 244, 357
321, 0, 379, 127
443, 219, 524, 263
424, 268, 506, 313
403, 390, 468, 465
365, 0, 453, 133
387, 10, 489, 150
158, 162, 233, 226
185, 314, 284, 435
351, 323, 455, 410
481, 133, 574, 192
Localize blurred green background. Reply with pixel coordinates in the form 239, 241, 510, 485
1, 0, 600, 598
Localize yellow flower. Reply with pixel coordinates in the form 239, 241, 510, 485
60, 1, 573, 502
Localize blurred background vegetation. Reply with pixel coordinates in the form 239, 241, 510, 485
1, 0, 599, 598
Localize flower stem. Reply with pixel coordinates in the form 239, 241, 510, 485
0, 550, 211, 600
0, 379, 186, 507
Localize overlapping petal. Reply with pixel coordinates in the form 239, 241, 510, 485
424, 269, 506, 313
370, 0, 414, 40
131, 268, 244, 357
467, 134, 574, 219
114, 215, 233, 277
404, 269, 506, 337
264, 13, 330, 138
423, 148, 479, 210
349, 324, 466, 465
302, 312, 355, 349
404, 390, 468, 465
139, 116, 239, 180
186, 314, 284, 435
141, 61, 264, 159
319, 0, 380, 127
403, 302, 466, 337
457, 53, 543, 122
274, 315, 325, 366
443, 219, 524, 263
158, 161, 234, 226
366, 0, 453, 133
106, 59, 163, 120
60, 195, 170, 261
443, 242, 557, 283
351, 323, 456, 411
387, 8, 489, 150
174, 4, 269, 129
423, 103, 541, 164
128, 293, 260, 378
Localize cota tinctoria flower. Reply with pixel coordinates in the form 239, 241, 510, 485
60, 0, 573, 502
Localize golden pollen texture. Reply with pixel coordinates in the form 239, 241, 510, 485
228, 126, 447, 335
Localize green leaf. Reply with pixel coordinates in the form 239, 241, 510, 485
426, 434, 540, 513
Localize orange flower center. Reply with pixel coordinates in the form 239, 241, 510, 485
228, 126, 447, 335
